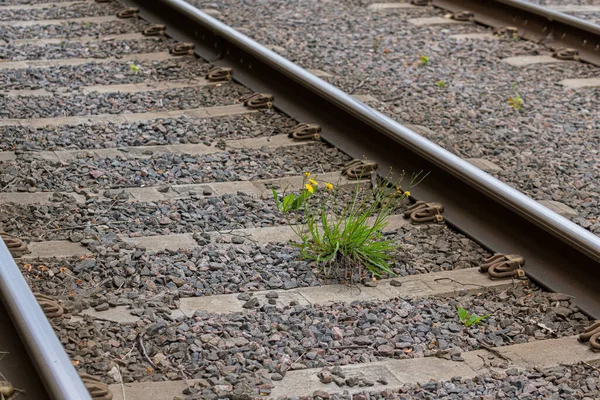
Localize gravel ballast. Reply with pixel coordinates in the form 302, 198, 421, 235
0, 2, 122, 21
1, 19, 147, 40
20, 263, 590, 398
0, 143, 350, 192
0, 111, 297, 151
185, 0, 600, 236
0, 56, 210, 90
1, 38, 170, 61
0, 84, 252, 119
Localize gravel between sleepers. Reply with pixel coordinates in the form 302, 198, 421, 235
1, 18, 147, 40
0, 1, 122, 21
0, 84, 252, 118
0, 56, 210, 90
187, 0, 600, 238
1, 38, 171, 61
0, 110, 297, 151
1, 143, 350, 192
280, 363, 600, 400
12, 218, 490, 291
22, 275, 589, 398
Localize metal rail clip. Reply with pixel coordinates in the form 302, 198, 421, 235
142, 24, 166, 37
495, 26, 519, 38
449, 11, 475, 21
206, 66, 233, 82
116, 7, 138, 19
478, 253, 526, 280
342, 159, 378, 179
403, 201, 444, 224
0, 232, 28, 258
80, 373, 113, 400
288, 123, 321, 141
411, 0, 432, 5
579, 321, 600, 351
34, 293, 64, 318
554, 47, 580, 61
170, 42, 195, 56
240, 93, 274, 109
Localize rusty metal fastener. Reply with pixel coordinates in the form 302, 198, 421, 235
116, 7, 138, 18
288, 123, 321, 141
80, 373, 113, 400
342, 159, 378, 180
495, 26, 519, 36
170, 42, 195, 56
452, 11, 475, 21
579, 321, 600, 351
142, 24, 165, 37
1, 232, 28, 257
34, 293, 64, 318
554, 47, 579, 61
411, 0, 431, 5
206, 66, 233, 82
240, 93, 274, 109
403, 201, 444, 224
478, 253, 526, 280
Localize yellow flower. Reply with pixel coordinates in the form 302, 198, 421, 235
396, 185, 402, 193
304, 172, 311, 177
308, 178, 318, 186
404, 191, 411, 197
305, 184, 314, 193
325, 182, 334, 191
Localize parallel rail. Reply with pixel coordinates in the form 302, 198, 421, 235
121, 0, 600, 318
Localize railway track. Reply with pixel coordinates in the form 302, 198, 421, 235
0, 0, 600, 398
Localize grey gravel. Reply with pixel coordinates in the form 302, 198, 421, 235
0, 111, 297, 151
0, 56, 211, 90
0, 1, 122, 21
1, 38, 170, 61
281, 363, 600, 399
0, 84, 252, 118
1, 143, 349, 192
1, 18, 147, 40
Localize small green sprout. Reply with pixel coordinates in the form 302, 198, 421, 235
84, 22, 90, 29
457, 306, 491, 327
129, 64, 140, 73
420, 55, 430, 66
436, 80, 446, 89
373, 37, 381, 53
508, 94, 524, 111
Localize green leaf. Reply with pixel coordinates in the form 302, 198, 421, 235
272, 189, 282, 211
457, 307, 469, 322
282, 193, 297, 212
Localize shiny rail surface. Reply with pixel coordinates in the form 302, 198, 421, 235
121, 0, 600, 318
0, 240, 92, 399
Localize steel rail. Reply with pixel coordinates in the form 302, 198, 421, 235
432, 0, 600, 66
120, 0, 600, 317
0, 239, 92, 400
